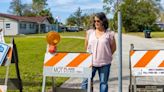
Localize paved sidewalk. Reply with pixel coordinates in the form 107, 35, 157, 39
60, 34, 164, 92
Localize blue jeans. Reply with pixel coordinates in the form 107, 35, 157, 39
81, 64, 111, 92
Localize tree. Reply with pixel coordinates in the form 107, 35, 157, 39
21, 4, 36, 17
9, 0, 23, 16
66, 7, 82, 27
113, 0, 139, 32
103, 0, 117, 14
32, 0, 47, 15
118, 0, 158, 32
151, 0, 164, 12
66, 15, 77, 26
133, 0, 158, 31
81, 14, 92, 30
74, 7, 82, 28
103, 0, 160, 32
39, 9, 55, 23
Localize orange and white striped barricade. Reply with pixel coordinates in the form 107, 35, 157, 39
42, 52, 92, 92
129, 44, 164, 92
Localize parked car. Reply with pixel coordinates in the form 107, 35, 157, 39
66, 26, 79, 32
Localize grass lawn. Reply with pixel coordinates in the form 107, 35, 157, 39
25, 30, 164, 38
126, 31, 164, 38
25, 31, 86, 37
59, 31, 86, 37
0, 35, 85, 92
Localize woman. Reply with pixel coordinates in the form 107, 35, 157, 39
82, 12, 116, 92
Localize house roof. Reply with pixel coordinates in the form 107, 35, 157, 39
0, 13, 48, 23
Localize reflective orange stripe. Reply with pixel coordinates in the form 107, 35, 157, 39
130, 50, 135, 56
158, 60, 164, 67
7, 48, 12, 60
44, 53, 67, 66
134, 50, 159, 67
67, 53, 90, 67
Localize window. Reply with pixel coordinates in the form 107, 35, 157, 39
20, 23, 26, 29
6, 23, 10, 29
23, 24, 26, 29
29, 23, 35, 29
29, 24, 32, 29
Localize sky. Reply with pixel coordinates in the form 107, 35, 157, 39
0, 0, 111, 24
0, 0, 163, 23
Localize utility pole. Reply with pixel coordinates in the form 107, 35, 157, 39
117, 0, 122, 92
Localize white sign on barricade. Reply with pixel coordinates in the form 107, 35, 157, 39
0, 29, 11, 92
0, 29, 22, 92
42, 52, 92, 92
0, 43, 10, 65
0, 85, 7, 92
130, 50, 164, 76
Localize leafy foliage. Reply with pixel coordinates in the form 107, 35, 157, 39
66, 15, 77, 26
32, 0, 47, 15
102, 0, 116, 14
66, 7, 93, 30
9, 0, 54, 23
21, 4, 36, 17
66, 7, 82, 27
103, 0, 160, 32
114, 0, 159, 32
9, 0, 23, 16
39, 9, 55, 24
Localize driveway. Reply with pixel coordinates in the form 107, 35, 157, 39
60, 34, 164, 92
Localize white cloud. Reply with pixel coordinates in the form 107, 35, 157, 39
48, 0, 103, 13
22, 0, 32, 4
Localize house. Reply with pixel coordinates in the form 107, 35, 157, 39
0, 13, 54, 35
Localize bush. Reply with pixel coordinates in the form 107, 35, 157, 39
151, 24, 162, 32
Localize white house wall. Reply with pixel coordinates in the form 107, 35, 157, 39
0, 16, 18, 35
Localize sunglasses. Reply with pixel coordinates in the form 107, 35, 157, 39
94, 20, 101, 23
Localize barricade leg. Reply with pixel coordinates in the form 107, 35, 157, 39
5, 66, 9, 85
52, 77, 56, 92
42, 76, 46, 92
133, 76, 137, 92
129, 69, 133, 92
87, 78, 91, 92
129, 75, 132, 92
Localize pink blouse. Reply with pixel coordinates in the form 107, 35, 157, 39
87, 29, 114, 67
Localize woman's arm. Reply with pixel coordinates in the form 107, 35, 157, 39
85, 31, 88, 50
110, 36, 116, 55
